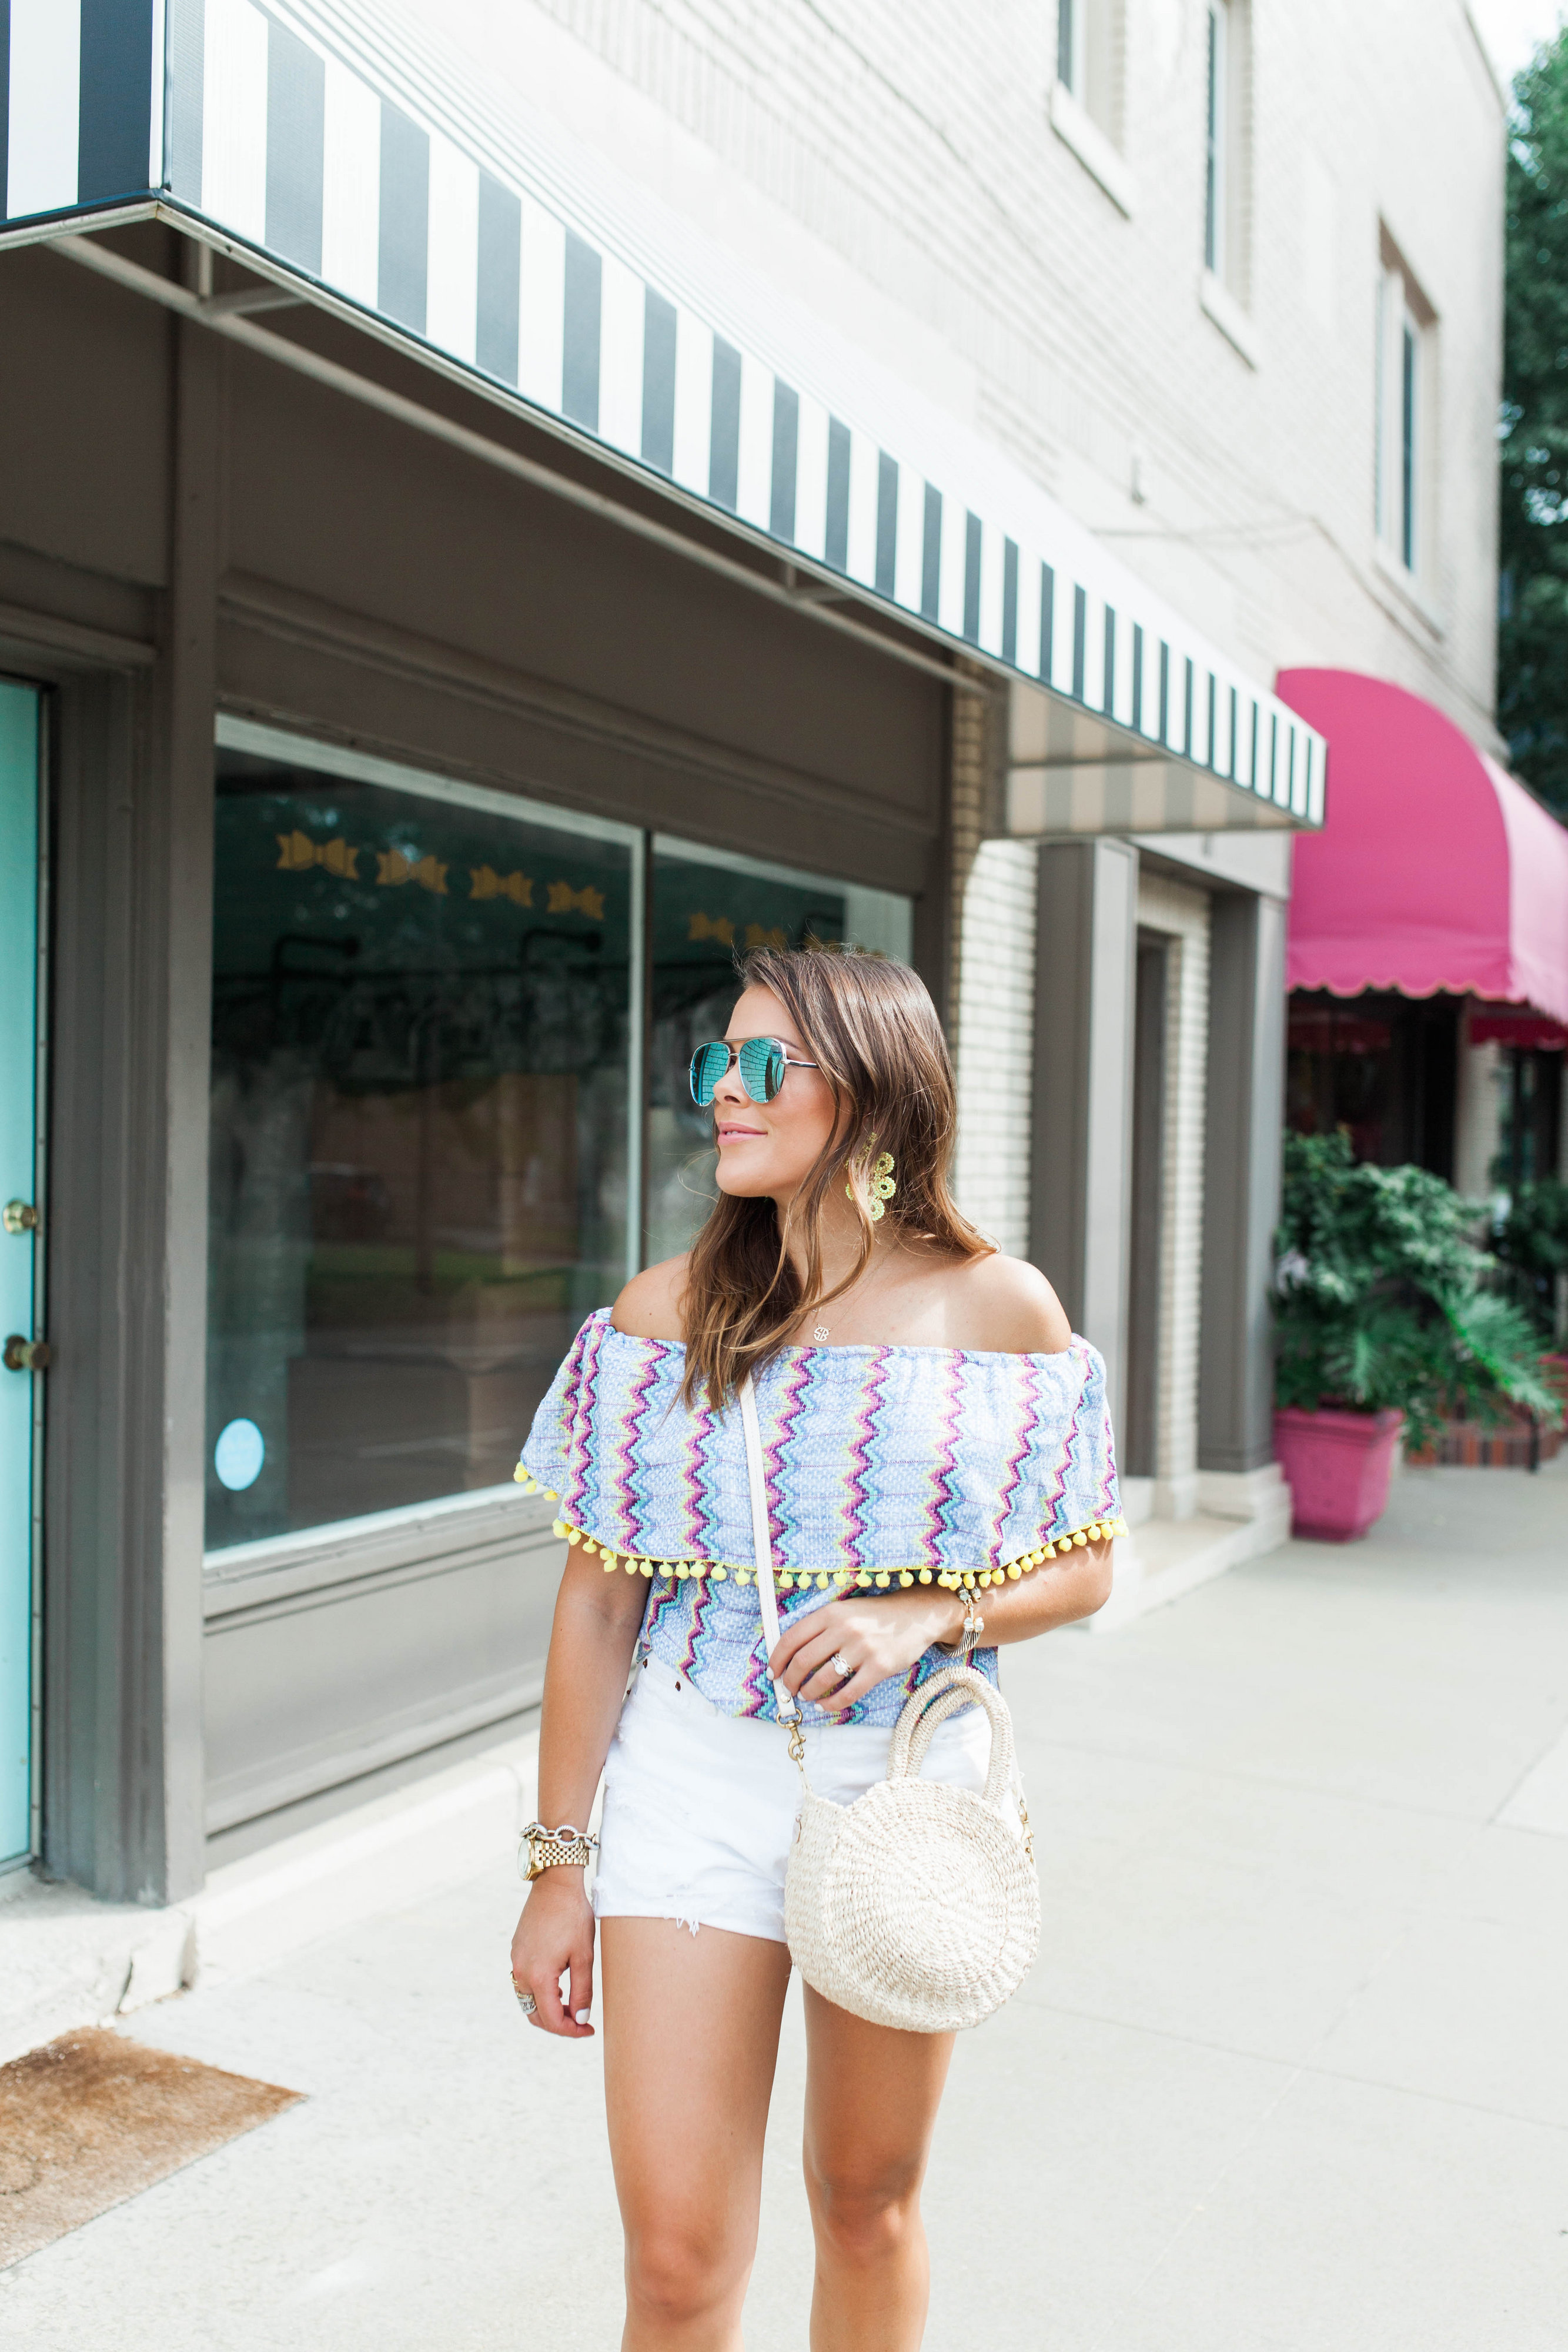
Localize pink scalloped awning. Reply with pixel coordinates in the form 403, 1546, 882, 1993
1275, 667, 1568, 1028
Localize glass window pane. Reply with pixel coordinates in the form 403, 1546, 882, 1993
206, 738, 635, 1551
645, 844, 911, 1262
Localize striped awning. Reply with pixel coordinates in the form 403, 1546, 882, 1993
1, 0, 1325, 834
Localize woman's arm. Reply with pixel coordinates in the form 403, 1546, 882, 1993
768, 1540, 1112, 1714
509, 1551, 647, 2037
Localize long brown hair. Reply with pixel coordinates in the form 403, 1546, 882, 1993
680, 944, 991, 1407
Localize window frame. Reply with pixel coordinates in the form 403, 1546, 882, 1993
1375, 247, 1435, 584
1205, 1, 1228, 280
1058, 0, 1086, 99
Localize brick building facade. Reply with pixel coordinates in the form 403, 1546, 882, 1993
0, 1, 1500, 1919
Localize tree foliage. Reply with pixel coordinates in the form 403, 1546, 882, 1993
1273, 1131, 1562, 1449
1500, 33, 1568, 818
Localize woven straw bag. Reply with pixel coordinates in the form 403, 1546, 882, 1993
740, 1377, 1041, 2034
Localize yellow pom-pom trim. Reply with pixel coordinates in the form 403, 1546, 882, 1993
547, 1509, 1126, 1592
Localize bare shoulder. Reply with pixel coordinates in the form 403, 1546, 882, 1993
942, 1250, 1072, 1355
611, 1254, 689, 1341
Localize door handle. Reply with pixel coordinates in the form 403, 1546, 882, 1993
2, 1201, 38, 1235
2, 1335, 49, 1372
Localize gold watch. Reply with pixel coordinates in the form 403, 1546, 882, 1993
519, 1820, 599, 1881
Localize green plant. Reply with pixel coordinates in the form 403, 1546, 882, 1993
1273, 1131, 1563, 1451
1491, 1177, 1568, 1344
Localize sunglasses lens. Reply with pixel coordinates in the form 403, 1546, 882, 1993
737, 1039, 786, 1102
689, 1042, 729, 1106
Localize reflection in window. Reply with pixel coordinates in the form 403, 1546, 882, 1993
206, 736, 636, 1549
644, 844, 912, 1264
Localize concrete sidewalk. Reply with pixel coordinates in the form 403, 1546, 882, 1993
4, 1461, 1567, 2350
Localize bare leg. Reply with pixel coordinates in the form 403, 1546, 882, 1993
801, 1986, 955, 2352
602, 1917, 793, 2351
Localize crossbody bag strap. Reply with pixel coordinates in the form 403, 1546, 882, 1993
738, 1373, 801, 1726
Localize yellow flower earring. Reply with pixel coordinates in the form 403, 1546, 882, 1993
848, 1140, 898, 1222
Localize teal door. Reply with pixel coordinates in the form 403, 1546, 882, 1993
0, 683, 41, 1869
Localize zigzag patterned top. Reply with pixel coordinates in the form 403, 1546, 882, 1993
517, 1309, 1124, 1727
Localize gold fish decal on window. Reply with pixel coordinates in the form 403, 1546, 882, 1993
547, 880, 606, 920
470, 866, 534, 906
688, 911, 735, 946
376, 847, 449, 893
276, 831, 359, 878
744, 923, 788, 950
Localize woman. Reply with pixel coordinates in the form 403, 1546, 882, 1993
510, 945, 1122, 2352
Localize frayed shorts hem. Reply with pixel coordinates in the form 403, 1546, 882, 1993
594, 1903, 789, 1946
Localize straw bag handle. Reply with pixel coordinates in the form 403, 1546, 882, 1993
738, 1374, 801, 1726
887, 1665, 1018, 1812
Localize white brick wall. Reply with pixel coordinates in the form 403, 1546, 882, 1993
423, 0, 1505, 747
1136, 870, 1211, 1514
952, 841, 1039, 1258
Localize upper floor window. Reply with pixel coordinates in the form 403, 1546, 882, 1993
1201, 0, 1252, 302
1205, 4, 1228, 276
1056, 0, 1122, 146
1375, 243, 1434, 579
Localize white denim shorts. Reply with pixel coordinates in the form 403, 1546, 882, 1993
593, 1658, 995, 1945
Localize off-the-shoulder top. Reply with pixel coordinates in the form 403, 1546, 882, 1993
516, 1308, 1124, 1727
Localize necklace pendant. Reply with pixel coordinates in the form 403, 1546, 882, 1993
812, 1325, 830, 1343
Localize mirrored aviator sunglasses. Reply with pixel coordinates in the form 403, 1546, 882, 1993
688, 1037, 817, 1107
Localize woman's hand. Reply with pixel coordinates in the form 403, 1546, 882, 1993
510, 1872, 597, 2038
768, 1591, 964, 1714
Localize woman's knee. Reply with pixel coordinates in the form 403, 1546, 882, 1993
805, 2154, 925, 2267
624, 2215, 753, 2325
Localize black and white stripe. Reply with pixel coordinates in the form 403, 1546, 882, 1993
0, 0, 162, 222
0, 0, 1326, 820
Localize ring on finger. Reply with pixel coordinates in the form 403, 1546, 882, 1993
829, 1650, 852, 1679
512, 1977, 537, 2014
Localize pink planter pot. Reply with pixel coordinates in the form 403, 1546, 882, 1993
1273, 1406, 1405, 1542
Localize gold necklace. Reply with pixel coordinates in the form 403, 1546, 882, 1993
808, 1254, 895, 1344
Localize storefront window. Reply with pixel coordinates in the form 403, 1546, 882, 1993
1286, 990, 1459, 1177
205, 729, 912, 1551
645, 840, 911, 1262
205, 724, 638, 1551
